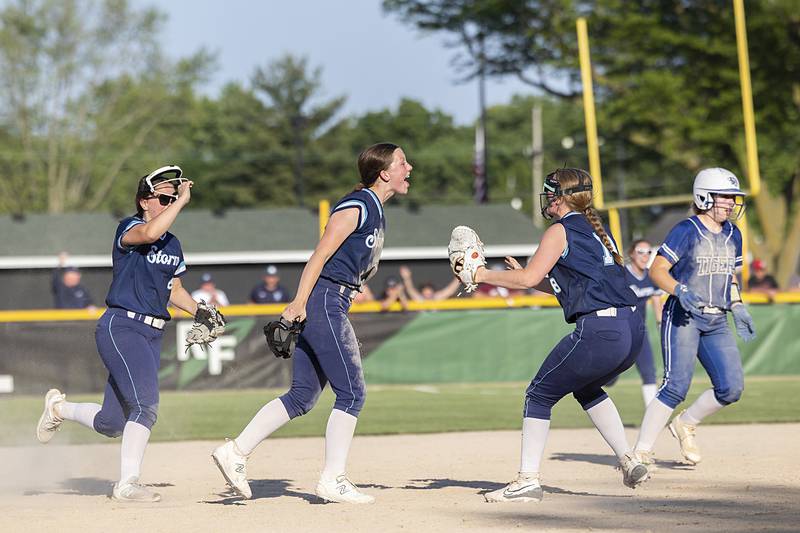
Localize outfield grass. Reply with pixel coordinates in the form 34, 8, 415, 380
2, 377, 798, 446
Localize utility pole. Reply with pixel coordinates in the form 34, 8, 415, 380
531, 105, 543, 228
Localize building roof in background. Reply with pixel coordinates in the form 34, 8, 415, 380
0, 204, 542, 268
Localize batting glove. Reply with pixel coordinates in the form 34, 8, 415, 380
675, 284, 703, 316
731, 303, 757, 342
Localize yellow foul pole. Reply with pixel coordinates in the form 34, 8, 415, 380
733, 0, 761, 197
318, 199, 330, 238
577, 18, 623, 248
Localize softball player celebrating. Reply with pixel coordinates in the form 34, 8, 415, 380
36, 166, 200, 502
465, 168, 648, 503
633, 168, 755, 466
212, 143, 412, 504
607, 240, 663, 406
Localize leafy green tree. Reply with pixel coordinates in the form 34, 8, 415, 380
252, 55, 346, 207
383, 0, 800, 286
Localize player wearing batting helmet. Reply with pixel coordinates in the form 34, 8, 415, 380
633, 167, 755, 467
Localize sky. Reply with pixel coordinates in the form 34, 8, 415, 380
138, 0, 534, 125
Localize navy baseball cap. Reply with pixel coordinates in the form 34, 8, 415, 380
265, 265, 278, 276
200, 272, 213, 283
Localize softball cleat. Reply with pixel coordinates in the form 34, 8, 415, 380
315, 474, 375, 504
484, 473, 543, 503
619, 452, 650, 488
112, 477, 161, 503
668, 411, 702, 465
211, 439, 252, 499
36, 388, 65, 443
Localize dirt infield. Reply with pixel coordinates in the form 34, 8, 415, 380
2, 424, 798, 532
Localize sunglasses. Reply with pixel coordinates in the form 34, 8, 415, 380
149, 194, 176, 206
634, 248, 652, 255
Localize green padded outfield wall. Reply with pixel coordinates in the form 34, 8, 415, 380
362, 304, 800, 383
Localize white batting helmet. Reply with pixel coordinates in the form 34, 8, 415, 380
693, 167, 746, 219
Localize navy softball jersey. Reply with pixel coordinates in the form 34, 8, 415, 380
320, 188, 385, 289
523, 212, 644, 420
548, 212, 637, 322
280, 188, 386, 419
92, 216, 186, 435
625, 265, 662, 322
106, 216, 187, 320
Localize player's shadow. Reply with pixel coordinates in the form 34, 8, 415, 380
550, 452, 695, 471
24, 477, 113, 496
24, 477, 175, 497
402, 478, 617, 498
202, 479, 318, 505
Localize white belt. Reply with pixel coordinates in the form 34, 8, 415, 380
701, 306, 725, 315
595, 305, 637, 317
126, 311, 166, 329
337, 284, 359, 300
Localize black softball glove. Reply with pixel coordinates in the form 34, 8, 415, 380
263, 317, 305, 359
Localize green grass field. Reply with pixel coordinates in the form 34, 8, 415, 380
2, 377, 798, 446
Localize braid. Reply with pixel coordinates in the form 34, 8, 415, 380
583, 207, 623, 266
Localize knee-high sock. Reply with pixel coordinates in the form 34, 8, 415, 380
519, 417, 550, 475
321, 409, 358, 481
641, 384, 657, 407
682, 388, 724, 425
586, 397, 630, 460
634, 398, 673, 452
234, 398, 290, 456
120, 421, 151, 483
57, 401, 101, 430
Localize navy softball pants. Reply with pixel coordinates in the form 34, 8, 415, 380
524, 307, 645, 420
93, 309, 162, 437
280, 278, 366, 418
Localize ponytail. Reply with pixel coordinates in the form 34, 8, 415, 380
583, 207, 624, 266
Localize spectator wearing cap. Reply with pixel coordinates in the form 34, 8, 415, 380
379, 275, 409, 311
191, 272, 230, 307
250, 265, 291, 304
51, 252, 94, 309
749, 259, 779, 299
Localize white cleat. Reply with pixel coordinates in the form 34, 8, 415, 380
668, 410, 702, 465
211, 439, 252, 499
619, 452, 650, 489
36, 388, 65, 443
112, 477, 161, 502
632, 448, 657, 473
484, 473, 543, 503
315, 474, 375, 504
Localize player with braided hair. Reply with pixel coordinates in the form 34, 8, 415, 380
461, 168, 648, 503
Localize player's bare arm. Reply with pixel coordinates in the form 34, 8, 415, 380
282, 208, 359, 322
649, 254, 681, 295
169, 277, 198, 316
123, 180, 193, 246
475, 224, 566, 290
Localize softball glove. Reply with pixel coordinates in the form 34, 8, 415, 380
185, 301, 227, 349
448, 225, 486, 293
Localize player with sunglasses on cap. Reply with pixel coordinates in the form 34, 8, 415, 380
35, 166, 205, 502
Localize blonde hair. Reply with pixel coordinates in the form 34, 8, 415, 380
553, 168, 624, 266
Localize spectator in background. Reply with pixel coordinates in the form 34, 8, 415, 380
250, 265, 291, 303
191, 272, 230, 307
379, 276, 408, 311
353, 284, 375, 303
52, 252, 94, 309
399, 265, 460, 301
749, 259, 779, 299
